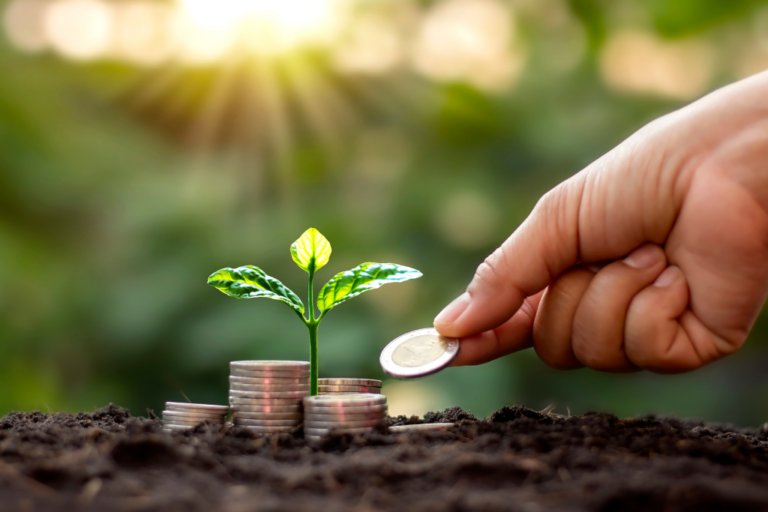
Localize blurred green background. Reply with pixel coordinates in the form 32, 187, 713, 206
3, 0, 768, 426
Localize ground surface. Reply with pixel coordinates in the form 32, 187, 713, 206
1, 404, 768, 511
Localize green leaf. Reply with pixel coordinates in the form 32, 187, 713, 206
317, 262, 422, 312
208, 266, 305, 314
291, 228, 332, 274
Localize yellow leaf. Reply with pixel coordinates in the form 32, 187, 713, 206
290, 228, 332, 273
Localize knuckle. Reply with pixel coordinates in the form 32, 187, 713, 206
469, 251, 504, 293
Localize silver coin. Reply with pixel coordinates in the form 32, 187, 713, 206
235, 425, 298, 433
229, 397, 303, 406
317, 385, 381, 393
162, 410, 227, 420
390, 423, 454, 433
379, 327, 459, 379
233, 418, 302, 427
300, 404, 387, 415
303, 411, 387, 422
232, 411, 303, 420
318, 378, 382, 387
232, 405, 304, 418
303, 394, 386, 408
305, 419, 386, 429
230, 390, 309, 399
165, 402, 230, 413
231, 361, 310, 371
230, 369, 310, 379
161, 419, 226, 427
304, 426, 375, 436
162, 408, 227, 416
162, 419, 222, 428
319, 391, 384, 397
230, 376, 308, 385
163, 425, 193, 431
229, 383, 310, 392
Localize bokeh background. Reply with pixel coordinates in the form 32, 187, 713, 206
3, 0, 768, 426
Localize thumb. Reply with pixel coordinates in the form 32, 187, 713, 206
434, 175, 586, 338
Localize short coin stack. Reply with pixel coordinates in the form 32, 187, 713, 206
303, 393, 388, 441
318, 378, 381, 395
229, 361, 310, 434
163, 402, 229, 432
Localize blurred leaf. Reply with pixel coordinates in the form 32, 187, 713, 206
291, 228, 332, 273
567, 0, 606, 50
435, 85, 503, 147
317, 263, 422, 312
650, 0, 757, 37
208, 266, 305, 314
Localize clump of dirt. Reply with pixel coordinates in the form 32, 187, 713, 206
2, 403, 768, 511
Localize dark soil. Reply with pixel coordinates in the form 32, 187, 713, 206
2, 404, 768, 511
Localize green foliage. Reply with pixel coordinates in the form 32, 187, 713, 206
649, 0, 759, 37
208, 229, 421, 394
318, 263, 423, 313
207, 266, 305, 314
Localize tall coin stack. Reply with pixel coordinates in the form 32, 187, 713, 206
303, 393, 388, 441
318, 378, 382, 395
163, 402, 229, 432
229, 361, 310, 434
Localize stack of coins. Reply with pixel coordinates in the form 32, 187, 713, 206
303, 393, 388, 441
162, 402, 229, 432
229, 361, 310, 434
318, 378, 382, 395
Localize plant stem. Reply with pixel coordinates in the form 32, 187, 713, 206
308, 268, 315, 323
307, 267, 317, 395
308, 321, 318, 396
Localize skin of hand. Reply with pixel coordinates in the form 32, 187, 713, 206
433, 70, 768, 373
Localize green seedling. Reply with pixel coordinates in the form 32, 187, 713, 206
208, 228, 422, 395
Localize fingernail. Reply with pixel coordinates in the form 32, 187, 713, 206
654, 266, 680, 287
434, 293, 470, 328
624, 244, 663, 269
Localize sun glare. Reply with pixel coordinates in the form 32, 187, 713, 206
178, 0, 245, 30
178, 0, 340, 55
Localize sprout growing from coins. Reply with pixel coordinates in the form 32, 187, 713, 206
208, 228, 422, 395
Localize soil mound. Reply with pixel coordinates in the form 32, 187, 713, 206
1, 403, 768, 511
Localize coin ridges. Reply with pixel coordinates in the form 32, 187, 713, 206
318, 378, 382, 387
230, 376, 308, 385
229, 396, 303, 405
232, 412, 303, 420
305, 419, 386, 429
231, 361, 310, 370
230, 370, 310, 379
230, 390, 309, 398
162, 411, 227, 420
301, 404, 387, 414
390, 423, 454, 432
165, 402, 230, 412
229, 383, 311, 392
232, 405, 304, 415
303, 394, 386, 408
235, 425, 298, 433
233, 418, 302, 427
302, 412, 387, 422
304, 426, 375, 436
317, 385, 382, 393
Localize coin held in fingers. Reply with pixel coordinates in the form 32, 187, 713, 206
379, 328, 459, 379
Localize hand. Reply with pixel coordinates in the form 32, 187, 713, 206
433, 71, 768, 373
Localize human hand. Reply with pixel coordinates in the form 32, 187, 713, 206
434, 71, 768, 373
